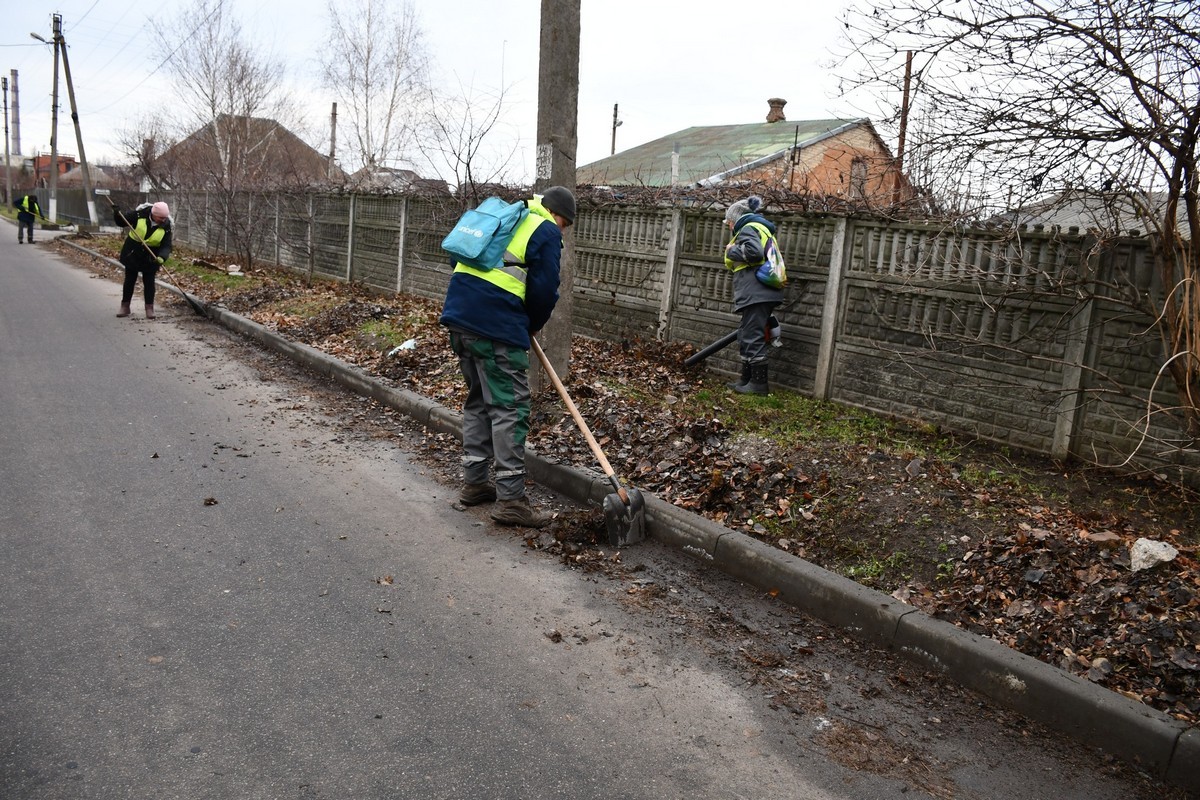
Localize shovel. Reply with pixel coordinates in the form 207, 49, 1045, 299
96, 189, 206, 317
531, 338, 646, 547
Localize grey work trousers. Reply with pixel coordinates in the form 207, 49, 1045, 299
449, 330, 532, 500
737, 302, 779, 363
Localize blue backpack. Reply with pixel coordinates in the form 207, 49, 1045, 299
441, 197, 529, 270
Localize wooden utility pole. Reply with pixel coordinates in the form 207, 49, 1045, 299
532, 0, 580, 388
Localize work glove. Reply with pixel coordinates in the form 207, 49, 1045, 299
156, 256, 165, 265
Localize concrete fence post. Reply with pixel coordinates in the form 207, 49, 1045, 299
346, 193, 357, 282
1053, 244, 1101, 460
396, 196, 409, 294
657, 208, 685, 341
814, 216, 852, 401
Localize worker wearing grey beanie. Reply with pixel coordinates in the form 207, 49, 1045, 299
722, 195, 785, 394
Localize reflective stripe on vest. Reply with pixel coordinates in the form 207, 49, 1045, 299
723, 221, 771, 273
130, 217, 167, 248
452, 203, 554, 300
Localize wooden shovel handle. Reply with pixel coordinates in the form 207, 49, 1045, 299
530, 337, 619, 483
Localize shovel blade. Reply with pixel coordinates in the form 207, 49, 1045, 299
602, 486, 646, 547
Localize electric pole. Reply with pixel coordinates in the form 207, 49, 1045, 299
893, 50, 913, 207
329, 102, 337, 182
611, 103, 621, 156
532, 0, 580, 387
30, 21, 61, 222
56, 14, 99, 226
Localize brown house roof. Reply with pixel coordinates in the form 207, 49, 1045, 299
161, 114, 343, 189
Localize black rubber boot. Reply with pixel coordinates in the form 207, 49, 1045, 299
735, 362, 769, 395
726, 360, 751, 390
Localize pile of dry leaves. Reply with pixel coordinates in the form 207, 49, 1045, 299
61, 237, 1200, 726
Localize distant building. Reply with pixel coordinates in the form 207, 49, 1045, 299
30, 152, 77, 188
578, 98, 912, 206
995, 186, 1192, 241
159, 114, 344, 190
347, 164, 449, 195
57, 163, 138, 191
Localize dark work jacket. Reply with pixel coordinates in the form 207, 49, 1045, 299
725, 213, 785, 311
439, 210, 563, 350
15, 194, 41, 222
115, 205, 173, 271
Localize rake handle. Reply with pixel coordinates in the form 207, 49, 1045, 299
530, 337, 629, 502
103, 195, 204, 317
103, 196, 162, 264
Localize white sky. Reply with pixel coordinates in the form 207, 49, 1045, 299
3, 0, 868, 184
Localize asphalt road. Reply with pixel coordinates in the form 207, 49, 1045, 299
0, 230, 1182, 800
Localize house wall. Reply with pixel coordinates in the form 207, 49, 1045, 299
163, 189, 1200, 486
734, 127, 906, 205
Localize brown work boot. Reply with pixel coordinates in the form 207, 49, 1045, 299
459, 482, 497, 506
145, 304, 156, 319
116, 303, 131, 318
491, 496, 551, 528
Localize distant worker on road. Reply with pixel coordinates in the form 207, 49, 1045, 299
114, 201, 173, 320
439, 187, 577, 529
14, 193, 42, 245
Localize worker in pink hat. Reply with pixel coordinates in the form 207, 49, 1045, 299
113, 201, 173, 319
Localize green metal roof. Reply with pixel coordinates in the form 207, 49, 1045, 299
578, 118, 864, 187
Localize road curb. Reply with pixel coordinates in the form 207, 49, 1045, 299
63, 239, 1197, 792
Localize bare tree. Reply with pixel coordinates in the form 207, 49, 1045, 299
837, 0, 1200, 441
416, 80, 523, 200
320, 0, 428, 183
115, 114, 176, 193
155, 0, 317, 268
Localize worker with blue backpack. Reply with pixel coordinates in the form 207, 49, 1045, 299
440, 186, 577, 529
723, 195, 786, 395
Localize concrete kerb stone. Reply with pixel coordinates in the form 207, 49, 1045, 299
714, 531, 914, 648
893, 611, 1192, 785
1166, 727, 1200, 792
62, 238, 1197, 791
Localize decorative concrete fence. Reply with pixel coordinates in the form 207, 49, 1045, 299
160, 189, 1199, 486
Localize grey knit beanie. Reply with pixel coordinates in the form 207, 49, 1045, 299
540, 186, 576, 223
725, 195, 763, 224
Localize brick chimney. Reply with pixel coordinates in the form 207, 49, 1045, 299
766, 98, 787, 123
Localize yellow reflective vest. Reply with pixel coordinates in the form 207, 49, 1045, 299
129, 216, 168, 248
